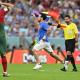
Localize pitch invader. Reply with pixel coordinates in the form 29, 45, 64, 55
32, 13, 64, 70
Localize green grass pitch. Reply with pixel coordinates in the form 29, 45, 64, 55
0, 64, 80, 80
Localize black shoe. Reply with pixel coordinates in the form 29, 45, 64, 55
73, 68, 78, 72
60, 67, 67, 72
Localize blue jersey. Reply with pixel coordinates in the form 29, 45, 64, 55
38, 21, 49, 42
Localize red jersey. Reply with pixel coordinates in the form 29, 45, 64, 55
0, 8, 8, 23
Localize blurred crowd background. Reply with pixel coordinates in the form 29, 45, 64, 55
1, 0, 80, 49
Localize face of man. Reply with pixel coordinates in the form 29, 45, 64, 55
64, 17, 71, 25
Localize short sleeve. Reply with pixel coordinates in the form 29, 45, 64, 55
42, 23, 49, 31
73, 24, 78, 34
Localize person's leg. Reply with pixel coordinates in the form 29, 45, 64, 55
44, 42, 63, 63
0, 23, 10, 76
63, 39, 77, 71
56, 48, 65, 64
61, 51, 71, 71
55, 50, 59, 63
45, 49, 63, 63
70, 54, 77, 71
32, 50, 40, 64
61, 51, 77, 71
1, 54, 7, 73
32, 41, 45, 64
0, 38, 9, 76
32, 50, 42, 70
32, 40, 46, 69
1, 54, 10, 77
61, 40, 71, 71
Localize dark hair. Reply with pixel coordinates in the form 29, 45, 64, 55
65, 15, 71, 18
40, 13, 47, 20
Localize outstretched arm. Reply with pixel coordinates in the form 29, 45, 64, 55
0, 1, 14, 8
0, 1, 21, 12
54, 19, 66, 29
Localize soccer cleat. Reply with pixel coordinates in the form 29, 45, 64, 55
3, 72, 10, 77
33, 64, 42, 70
72, 68, 78, 72
60, 67, 67, 72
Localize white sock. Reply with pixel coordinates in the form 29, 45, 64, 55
64, 61, 68, 70
37, 63, 41, 65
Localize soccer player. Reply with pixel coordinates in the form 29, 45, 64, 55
0, 1, 14, 77
32, 13, 63, 70
57, 15, 78, 71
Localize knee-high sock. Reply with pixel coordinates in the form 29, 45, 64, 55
2, 56, 7, 72
64, 55, 71, 69
70, 55, 77, 69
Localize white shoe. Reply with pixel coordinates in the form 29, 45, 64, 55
33, 64, 42, 70
3, 72, 10, 77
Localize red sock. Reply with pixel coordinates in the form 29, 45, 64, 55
2, 56, 7, 72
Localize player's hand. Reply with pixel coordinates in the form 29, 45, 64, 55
55, 19, 60, 24
75, 38, 78, 42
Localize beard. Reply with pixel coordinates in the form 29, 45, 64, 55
65, 21, 71, 25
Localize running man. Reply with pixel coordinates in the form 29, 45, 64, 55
0, 1, 14, 77
32, 13, 63, 70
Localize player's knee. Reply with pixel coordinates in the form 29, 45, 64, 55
67, 51, 71, 55
66, 54, 72, 61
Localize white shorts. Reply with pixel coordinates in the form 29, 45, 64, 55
33, 40, 53, 53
